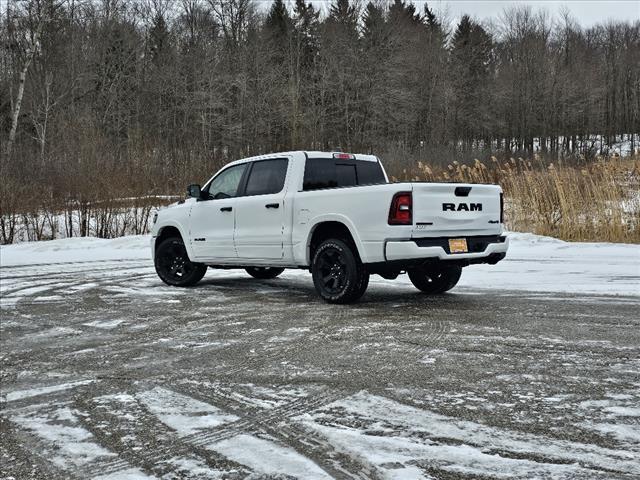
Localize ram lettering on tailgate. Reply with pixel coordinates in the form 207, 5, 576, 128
442, 202, 483, 212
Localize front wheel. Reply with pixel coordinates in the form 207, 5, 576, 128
311, 238, 369, 304
155, 237, 207, 287
407, 264, 462, 294
245, 267, 285, 279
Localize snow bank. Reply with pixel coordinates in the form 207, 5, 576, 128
455, 232, 640, 296
1, 232, 638, 296
0, 235, 150, 267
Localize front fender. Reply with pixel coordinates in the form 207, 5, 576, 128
152, 217, 197, 262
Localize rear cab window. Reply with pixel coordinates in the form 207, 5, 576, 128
243, 158, 288, 196
303, 157, 386, 191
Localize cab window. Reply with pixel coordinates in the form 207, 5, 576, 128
243, 159, 288, 196
205, 163, 247, 199
303, 158, 386, 191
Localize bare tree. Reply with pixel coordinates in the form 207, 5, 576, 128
1, 0, 639, 242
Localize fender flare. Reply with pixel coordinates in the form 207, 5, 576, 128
155, 220, 197, 261
305, 214, 367, 265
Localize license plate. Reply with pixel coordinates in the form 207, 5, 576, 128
448, 238, 468, 253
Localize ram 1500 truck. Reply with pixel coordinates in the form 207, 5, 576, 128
151, 151, 508, 303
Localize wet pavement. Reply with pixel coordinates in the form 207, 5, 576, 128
1, 259, 639, 479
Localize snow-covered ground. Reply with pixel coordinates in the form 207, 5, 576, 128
473, 133, 640, 157
2, 232, 638, 296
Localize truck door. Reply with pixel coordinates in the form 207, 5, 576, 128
189, 163, 248, 261
234, 158, 289, 260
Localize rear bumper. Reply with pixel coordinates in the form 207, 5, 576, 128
385, 235, 509, 263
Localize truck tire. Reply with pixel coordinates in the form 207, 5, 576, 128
407, 264, 462, 294
245, 267, 285, 279
155, 236, 207, 287
353, 268, 370, 299
311, 238, 369, 304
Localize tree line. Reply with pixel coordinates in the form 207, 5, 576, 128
1, 0, 639, 216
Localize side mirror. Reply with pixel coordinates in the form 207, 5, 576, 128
187, 184, 202, 199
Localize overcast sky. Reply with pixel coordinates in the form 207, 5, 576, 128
430, 1, 639, 27
1, 0, 637, 28
303, 0, 639, 27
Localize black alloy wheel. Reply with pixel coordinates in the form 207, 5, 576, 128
155, 237, 207, 287
316, 247, 348, 294
311, 238, 369, 303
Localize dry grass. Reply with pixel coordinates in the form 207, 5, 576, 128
393, 155, 640, 243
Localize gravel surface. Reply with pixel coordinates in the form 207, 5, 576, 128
1, 258, 639, 479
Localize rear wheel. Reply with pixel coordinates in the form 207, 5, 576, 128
155, 237, 207, 287
407, 264, 462, 294
354, 268, 370, 299
245, 267, 285, 279
311, 238, 369, 304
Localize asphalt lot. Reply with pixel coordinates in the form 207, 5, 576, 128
1, 258, 639, 479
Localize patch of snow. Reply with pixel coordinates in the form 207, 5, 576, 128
4, 380, 94, 403
0, 235, 149, 267
456, 232, 640, 296
32, 295, 64, 302
82, 319, 126, 329
160, 457, 229, 479
94, 468, 156, 480
3, 285, 55, 298
34, 326, 82, 337
604, 406, 640, 417
135, 387, 239, 436
383, 464, 434, 480
583, 422, 640, 444
210, 434, 331, 480
295, 391, 639, 478
10, 405, 115, 468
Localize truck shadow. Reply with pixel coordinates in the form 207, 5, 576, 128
197, 274, 480, 310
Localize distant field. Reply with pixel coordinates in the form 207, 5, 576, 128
400, 155, 640, 244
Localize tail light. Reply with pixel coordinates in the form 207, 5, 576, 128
333, 153, 355, 160
388, 192, 412, 225
500, 192, 504, 224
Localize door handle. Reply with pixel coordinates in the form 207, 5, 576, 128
220, 206, 232, 212
265, 203, 279, 209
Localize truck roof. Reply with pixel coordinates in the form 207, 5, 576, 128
304, 151, 379, 162
227, 151, 379, 166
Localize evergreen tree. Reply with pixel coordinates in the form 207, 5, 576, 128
293, 0, 320, 68
361, 2, 391, 147
149, 14, 171, 67
362, 2, 387, 48
424, 3, 440, 30
388, 0, 421, 28
328, 0, 359, 35
265, 0, 292, 42
450, 15, 494, 145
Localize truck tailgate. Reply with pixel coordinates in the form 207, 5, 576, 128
411, 183, 502, 238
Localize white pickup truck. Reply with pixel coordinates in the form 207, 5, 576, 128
151, 151, 508, 303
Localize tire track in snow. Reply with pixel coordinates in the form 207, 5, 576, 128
6, 401, 153, 480
73, 383, 248, 479
173, 382, 375, 479
180, 385, 345, 446
83, 383, 338, 479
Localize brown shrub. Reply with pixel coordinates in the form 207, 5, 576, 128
406, 155, 640, 243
